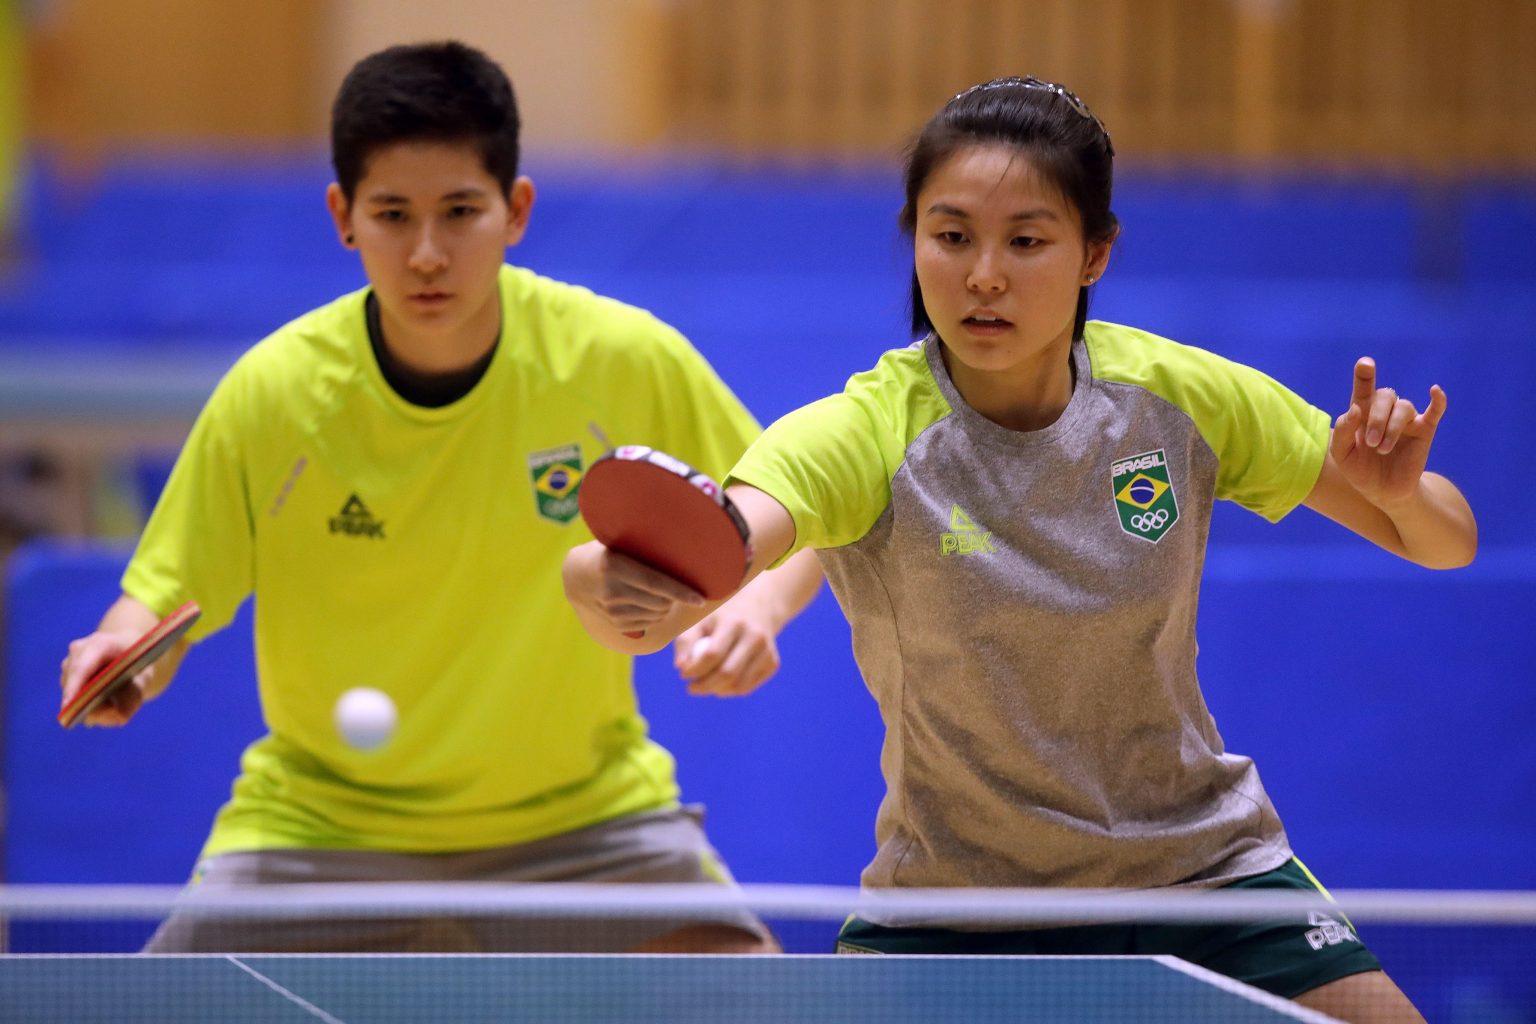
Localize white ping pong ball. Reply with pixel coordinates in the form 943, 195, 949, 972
334, 687, 397, 751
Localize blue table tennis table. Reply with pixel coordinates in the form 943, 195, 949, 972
0, 953, 1339, 1022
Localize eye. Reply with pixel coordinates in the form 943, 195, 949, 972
935, 230, 967, 246
374, 208, 407, 224
1011, 235, 1042, 248
447, 204, 480, 219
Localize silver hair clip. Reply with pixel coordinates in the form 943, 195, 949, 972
951, 75, 1114, 155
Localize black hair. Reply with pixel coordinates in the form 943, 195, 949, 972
900, 76, 1117, 341
330, 41, 520, 202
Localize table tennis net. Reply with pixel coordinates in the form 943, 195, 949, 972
2, 883, 1533, 1022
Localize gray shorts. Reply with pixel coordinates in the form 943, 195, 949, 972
145, 805, 771, 953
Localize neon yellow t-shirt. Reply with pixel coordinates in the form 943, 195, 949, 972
124, 265, 760, 856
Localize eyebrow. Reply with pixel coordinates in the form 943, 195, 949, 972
363, 188, 490, 205
925, 203, 1061, 222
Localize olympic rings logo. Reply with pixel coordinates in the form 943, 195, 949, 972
1130, 508, 1170, 532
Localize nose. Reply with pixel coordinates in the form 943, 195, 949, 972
408, 223, 447, 277
966, 247, 1006, 295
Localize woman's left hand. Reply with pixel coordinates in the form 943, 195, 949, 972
1329, 356, 1447, 509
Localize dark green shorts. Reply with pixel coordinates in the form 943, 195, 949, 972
836, 859, 1382, 999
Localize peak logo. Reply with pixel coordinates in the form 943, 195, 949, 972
330, 494, 385, 539
940, 505, 997, 556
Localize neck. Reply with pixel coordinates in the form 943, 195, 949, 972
942, 333, 1076, 432
375, 289, 502, 375
365, 292, 501, 408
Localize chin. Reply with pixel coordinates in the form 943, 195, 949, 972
942, 335, 1015, 367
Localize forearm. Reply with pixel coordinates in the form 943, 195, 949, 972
731, 548, 823, 634
1376, 472, 1477, 569
564, 550, 820, 658
98, 594, 160, 636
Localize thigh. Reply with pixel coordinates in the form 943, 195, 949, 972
1295, 970, 1426, 1023
144, 849, 478, 953
1137, 859, 1385, 999
458, 805, 774, 952
451, 805, 737, 885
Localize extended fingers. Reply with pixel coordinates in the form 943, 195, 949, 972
1362, 385, 1447, 455
1422, 385, 1448, 429
1375, 396, 1418, 454
1363, 385, 1400, 447
1350, 356, 1377, 409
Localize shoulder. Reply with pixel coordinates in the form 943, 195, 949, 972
499, 266, 719, 396
760, 339, 948, 463
241, 287, 369, 371
838, 339, 952, 438
1086, 321, 1245, 392
211, 287, 370, 414
503, 265, 692, 357
1085, 320, 1301, 415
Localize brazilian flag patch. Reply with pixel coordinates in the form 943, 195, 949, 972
528, 444, 584, 524
1111, 448, 1179, 543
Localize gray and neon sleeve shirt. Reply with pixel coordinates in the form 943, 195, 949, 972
729, 321, 1330, 891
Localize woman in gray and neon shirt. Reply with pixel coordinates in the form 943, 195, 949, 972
564, 77, 1473, 1021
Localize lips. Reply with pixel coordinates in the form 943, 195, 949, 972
960, 311, 1014, 336
963, 308, 1012, 327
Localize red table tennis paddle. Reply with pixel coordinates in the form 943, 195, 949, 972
57, 601, 201, 728
578, 446, 752, 637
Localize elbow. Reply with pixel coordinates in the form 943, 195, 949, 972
1437, 536, 1478, 570
1420, 526, 1478, 571
1447, 516, 1480, 569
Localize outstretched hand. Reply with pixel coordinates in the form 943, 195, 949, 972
1329, 357, 1447, 509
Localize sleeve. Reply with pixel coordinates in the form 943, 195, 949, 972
725, 393, 895, 566
1197, 355, 1332, 522
636, 322, 763, 483
120, 366, 256, 641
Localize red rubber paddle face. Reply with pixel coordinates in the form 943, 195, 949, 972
578, 446, 751, 600
58, 601, 202, 728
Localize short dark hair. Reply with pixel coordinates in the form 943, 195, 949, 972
330, 41, 520, 201
900, 76, 1118, 341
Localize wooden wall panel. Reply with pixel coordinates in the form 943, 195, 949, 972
662, 0, 1536, 170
